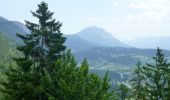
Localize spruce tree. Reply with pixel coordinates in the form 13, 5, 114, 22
166, 72, 170, 99
46, 50, 114, 100
130, 62, 147, 100
19, 1, 66, 72
116, 83, 130, 100
0, 1, 66, 99
143, 47, 170, 100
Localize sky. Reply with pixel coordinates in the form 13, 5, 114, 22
1, 0, 170, 42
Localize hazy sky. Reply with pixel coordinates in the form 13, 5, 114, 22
1, 0, 170, 41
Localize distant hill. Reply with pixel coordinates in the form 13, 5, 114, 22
90, 68, 129, 82
128, 36, 170, 50
65, 26, 130, 52
76, 26, 129, 48
13, 21, 30, 34
0, 33, 20, 63
74, 47, 170, 67
65, 35, 101, 52
0, 16, 30, 44
0, 16, 8, 22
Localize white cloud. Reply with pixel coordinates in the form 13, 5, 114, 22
127, 0, 170, 22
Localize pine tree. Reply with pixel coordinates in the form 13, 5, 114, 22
46, 50, 114, 100
0, 1, 66, 99
130, 62, 147, 100
143, 47, 170, 100
116, 83, 130, 100
166, 72, 170, 99
18, 1, 66, 72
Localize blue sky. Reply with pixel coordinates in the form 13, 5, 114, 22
1, 0, 170, 41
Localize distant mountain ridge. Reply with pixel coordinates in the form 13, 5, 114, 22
77, 26, 129, 48
65, 26, 130, 52
0, 16, 129, 50
1, 16, 170, 69
0, 16, 30, 44
128, 36, 170, 50
65, 35, 100, 52
0, 32, 20, 62
74, 47, 170, 67
0, 16, 8, 22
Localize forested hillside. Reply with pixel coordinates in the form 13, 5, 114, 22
74, 47, 170, 67
0, 17, 30, 44
0, 32, 20, 65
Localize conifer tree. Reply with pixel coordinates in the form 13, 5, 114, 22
166, 72, 170, 99
130, 62, 147, 100
116, 83, 130, 100
46, 50, 114, 100
143, 47, 170, 100
0, 1, 66, 99
17, 1, 66, 72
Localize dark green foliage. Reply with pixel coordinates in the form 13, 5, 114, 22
45, 50, 114, 100
116, 83, 130, 100
1, 50, 114, 100
130, 48, 170, 100
0, 1, 66, 99
166, 72, 170, 99
17, 1, 66, 71
142, 48, 170, 100
130, 62, 147, 100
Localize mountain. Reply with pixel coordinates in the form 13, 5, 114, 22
0, 16, 30, 43
128, 36, 170, 50
0, 16, 8, 22
13, 21, 30, 34
65, 35, 100, 52
0, 32, 20, 63
65, 26, 130, 52
73, 46, 170, 82
77, 26, 129, 48
74, 47, 170, 67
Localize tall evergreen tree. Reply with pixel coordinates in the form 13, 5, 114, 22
45, 50, 114, 100
130, 62, 147, 100
0, 1, 66, 99
17, 1, 66, 72
116, 83, 130, 100
143, 47, 170, 100
166, 71, 170, 99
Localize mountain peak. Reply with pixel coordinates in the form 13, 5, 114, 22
83, 26, 104, 31
79, 26, 113, 37
77, 26, 129, 47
